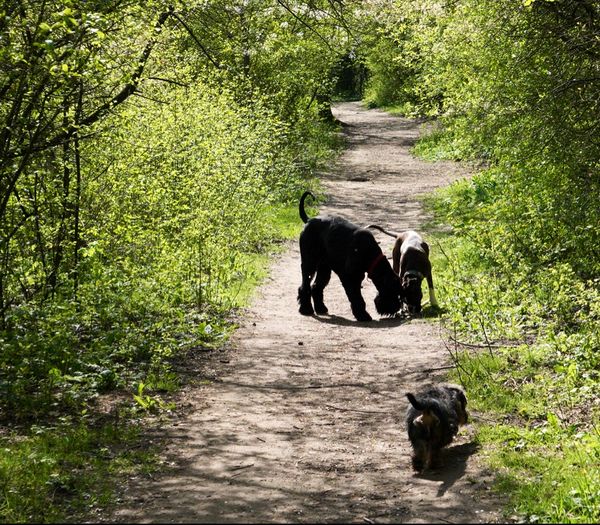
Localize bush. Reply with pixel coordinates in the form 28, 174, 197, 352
0, 77, 328, 421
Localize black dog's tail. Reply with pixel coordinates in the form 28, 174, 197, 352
367, 224, 399, 239
299, 191, 315, 224
406, 392, 427, 411
406, 392, 444, 416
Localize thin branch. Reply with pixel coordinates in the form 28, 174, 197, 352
447, 335, 509, 349
11, 8, 174, 159
276, 0, 334, 51
146, 76, 190, 88
78, 8, 174, 128
132, 91, 170, 105
170, 11, 221, 69
422, 364, 456, 373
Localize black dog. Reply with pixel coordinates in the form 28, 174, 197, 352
368, 226, 438, 313
297, 191, 402, 322
405, 384, 468, 471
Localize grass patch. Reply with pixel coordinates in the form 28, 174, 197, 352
264, 201, 307, 241
0, 419, 161, 523
376, 102, 414, 116
430, 223, 600, 523
412, 124, 465, 161
231, 198, 321, 307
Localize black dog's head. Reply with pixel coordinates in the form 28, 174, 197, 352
402, 271, 423, 313
374, 281, 402, 316
354, 230, 403, 317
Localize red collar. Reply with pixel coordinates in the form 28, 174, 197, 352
367, 252, 386, 277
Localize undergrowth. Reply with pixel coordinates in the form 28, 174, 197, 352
0, 196, 322, 524
0, 108, 337, 523
418, 132, 600, 524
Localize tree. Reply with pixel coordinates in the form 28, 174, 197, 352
0, 0, 174, 323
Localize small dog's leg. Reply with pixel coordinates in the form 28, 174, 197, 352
412, 454, 425, 471
311, 263, 331, 315
410, 440, 428, 472
429, 448, 442, 470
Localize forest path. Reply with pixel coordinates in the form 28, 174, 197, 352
110, 102, 504, 524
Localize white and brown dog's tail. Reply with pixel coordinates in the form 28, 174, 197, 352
366, 224, 399, 239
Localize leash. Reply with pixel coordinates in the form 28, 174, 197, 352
367, 252, 386, 277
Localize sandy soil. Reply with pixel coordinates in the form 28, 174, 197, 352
108, 102, 506, 524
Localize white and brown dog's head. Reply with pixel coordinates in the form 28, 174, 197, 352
402, 269, 424, 313
366, 225, 438, 314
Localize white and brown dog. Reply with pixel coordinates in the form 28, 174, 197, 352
368, 226, 438, 313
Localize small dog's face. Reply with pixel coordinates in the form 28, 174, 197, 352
402, 274, 423, 313
450, 387, 469, 425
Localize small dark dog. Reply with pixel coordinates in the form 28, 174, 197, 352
297, 191, 402, 322
368, 226, 438, 313
405, 384, 468, 471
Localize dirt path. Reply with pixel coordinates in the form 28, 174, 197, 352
110, 102, 504, 524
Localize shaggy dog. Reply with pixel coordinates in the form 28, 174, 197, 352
405, 384, 468, 471
368, 226, 438, 313
297, 191, 402, 322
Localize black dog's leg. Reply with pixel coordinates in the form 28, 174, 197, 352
311, 263, 331, 315
341, 277, 372, 322
298, 261, 316, 316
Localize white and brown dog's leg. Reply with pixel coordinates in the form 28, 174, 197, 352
419, 240, 438, 308
426, 271, 438, 308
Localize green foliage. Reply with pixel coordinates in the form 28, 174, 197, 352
427, 187, 600, 522
0, 0, 342, 421
365, 0, 600, 277
170, 1, 357, 122
0, 1, 343, 520
358, 0, 445, 114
